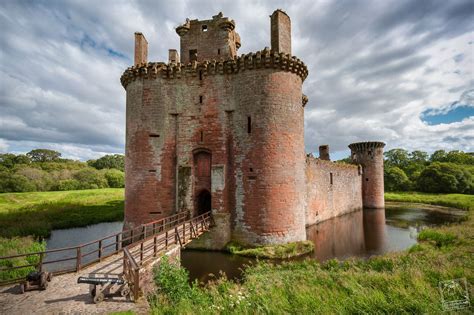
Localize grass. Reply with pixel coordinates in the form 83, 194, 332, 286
0, 237, 46, 282
0, 188, 124, 238
0, 188, 124, 282
148, 193, 474, 314
227, 241, 314, 259
385, 192, 474, 211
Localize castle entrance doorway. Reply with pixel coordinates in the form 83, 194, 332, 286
196, 189, 211, 215
193, 150, 212, 216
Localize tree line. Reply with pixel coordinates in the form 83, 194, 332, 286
0, 149, 125, 193
383, 149, 474, 194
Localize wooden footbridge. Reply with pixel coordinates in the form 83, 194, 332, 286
0, 211, 213, 313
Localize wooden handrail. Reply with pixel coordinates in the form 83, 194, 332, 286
0, 211, 191, 285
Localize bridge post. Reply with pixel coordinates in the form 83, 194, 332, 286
98, 240, 103, 261
76, 247, 81, 272
165, 231, 168, 249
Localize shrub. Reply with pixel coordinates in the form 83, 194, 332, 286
73, 168, 108, 189
88, 154, 124, 171
103, 169, 125, 188
15, 167, 53, 191
57, 179, 81, 191
153, 256, 194, 303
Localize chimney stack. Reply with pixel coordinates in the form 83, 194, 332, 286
134, 32, 148, 66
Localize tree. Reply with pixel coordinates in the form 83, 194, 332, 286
0, 153, 17, 169
384, 149, 410, 169
26, 149, 61, 162
410, 150, 428, 164
445, 150, 474, 165
384, 166, 411, 191
417, 162, 473, 193
88, 154, 125, 171
430, 150, 447, 162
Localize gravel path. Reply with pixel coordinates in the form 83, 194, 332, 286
0, 253, 150, 315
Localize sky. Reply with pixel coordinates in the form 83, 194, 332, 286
0, 0, 473, 161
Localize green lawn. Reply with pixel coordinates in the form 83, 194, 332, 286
385, 192, 474, 211
0, 188, 124, 238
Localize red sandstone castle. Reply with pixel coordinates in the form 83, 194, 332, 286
120, 10, 385, 248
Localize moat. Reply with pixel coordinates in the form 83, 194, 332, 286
45, 203, 465, 282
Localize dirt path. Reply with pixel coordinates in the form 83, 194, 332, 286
0, 253, 149, 315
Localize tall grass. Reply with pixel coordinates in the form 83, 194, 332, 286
385, 192, 474, 211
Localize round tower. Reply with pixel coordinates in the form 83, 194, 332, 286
348, 142, 385, 208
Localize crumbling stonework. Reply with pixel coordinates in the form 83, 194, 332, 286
122, 10, 385, 248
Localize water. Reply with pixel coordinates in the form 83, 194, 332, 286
44, 204, 464, 280
44, 222, 123, 272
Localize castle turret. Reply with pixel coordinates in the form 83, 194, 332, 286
349, 142, 385, 208
176, 12, 240, 64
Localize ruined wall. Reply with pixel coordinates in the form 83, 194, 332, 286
305, 158, 363, 227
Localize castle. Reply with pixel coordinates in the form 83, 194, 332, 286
120, 10, 385, 248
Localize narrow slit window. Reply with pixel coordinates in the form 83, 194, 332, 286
217, 49, 221, 55
200, 131, 204, 142
149, 170, 156, 173
149, 134, 160, 138
366, 178, 369, 182
330, 172, 333, 185
199, 70, 203, 80
202, 25, 208, 32
199, 95, 203, 104
249, 168, 253, 172
247, 116, 252, 134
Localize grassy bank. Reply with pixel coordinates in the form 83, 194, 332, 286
0, 188, 124, 238
150, 194, 473, 314
0, 188, 124, 281
227, 241, 314, 259
385, 192, 473, 211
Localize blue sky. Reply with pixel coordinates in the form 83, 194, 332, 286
0, 0, 473, 161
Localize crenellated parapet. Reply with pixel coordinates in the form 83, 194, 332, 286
120, 48, 309, 88
348, 141, 385, 152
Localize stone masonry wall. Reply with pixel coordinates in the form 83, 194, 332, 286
305, 158, 363, 227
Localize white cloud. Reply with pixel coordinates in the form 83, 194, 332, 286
0, 0, 473, 160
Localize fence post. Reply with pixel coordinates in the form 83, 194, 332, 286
98, 240, 103, 261
116, 234, 121, 252
140, 242, 144, 265
153, 236, 157, 257
183, 222, 186, 243
76, 247, 82, 272
133, 267, 140, 301
38, 252, 44, 272
165, 230, 168, 249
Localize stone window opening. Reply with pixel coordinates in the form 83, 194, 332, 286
249, 168, 253, 172
199, 70, 203, 80
200, 131, 204, 142
149, 170, 156, 173
247, 116, 252, 134
199, 95, 203, 103
202, 25, 208, 32
217, 49, 221, 55
366, 178, 369, 181
149, 134, 160, 138
189, 49, 198, 62
330, 172, 333, 185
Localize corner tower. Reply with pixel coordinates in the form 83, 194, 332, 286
349, 142, 385, 208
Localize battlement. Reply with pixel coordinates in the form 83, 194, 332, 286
120, 48, 308, 87
176, 12, 241, 64
348, 142, 386, 152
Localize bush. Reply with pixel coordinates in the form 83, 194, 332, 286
153, 256, 194, 303
88, 154, 124, 171
57, 179, 81, 191
384, 166, 411, 191
0, 173, 36, 193
73, 168, 108, 189
15, 167, 53, 191
103, 169, 125, 188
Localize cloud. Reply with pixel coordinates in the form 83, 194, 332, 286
0, 0, 473, 161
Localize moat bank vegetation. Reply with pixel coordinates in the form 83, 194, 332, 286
149, 194, 473, 314
226, 240, 314, 259
0, 188, 124, 281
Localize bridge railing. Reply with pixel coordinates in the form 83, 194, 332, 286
0, 211, 189, 285
123, 211, 213, 301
